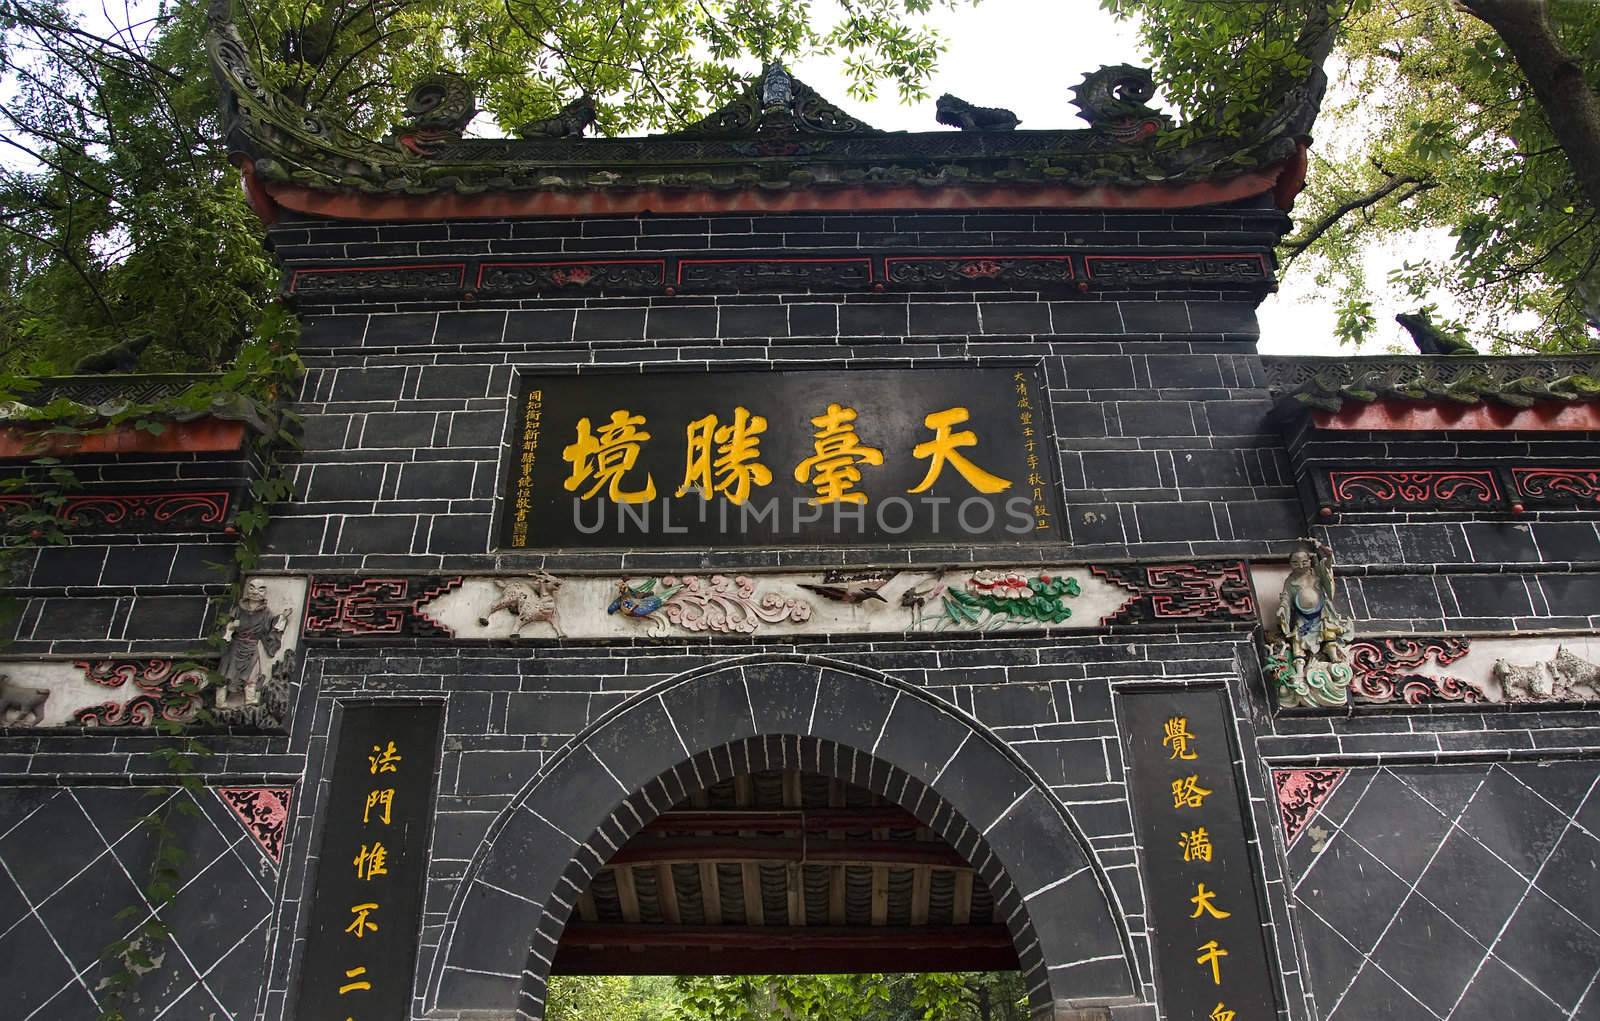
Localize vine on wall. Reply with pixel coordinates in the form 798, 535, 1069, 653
0, 306, 301, 1019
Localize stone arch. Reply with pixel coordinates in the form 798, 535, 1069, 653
428, 654, 1137, 1020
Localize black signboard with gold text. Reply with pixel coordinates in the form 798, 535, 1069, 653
500, 367, 1062, 548
1119, 687, 1279, 1021
294, 702, 443, 1021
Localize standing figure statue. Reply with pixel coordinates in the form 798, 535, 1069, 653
219, 579, 289, 707
1266, 540, 1353, 709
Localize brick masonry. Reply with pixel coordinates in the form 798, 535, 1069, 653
2, 204, 1597, 1021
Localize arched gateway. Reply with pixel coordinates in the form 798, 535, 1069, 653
19, 11, 1599, 1021
431, 656, 1137, 1019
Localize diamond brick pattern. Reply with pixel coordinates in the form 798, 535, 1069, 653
0, 786, 276, 1020
1287, 761, 1600, 1020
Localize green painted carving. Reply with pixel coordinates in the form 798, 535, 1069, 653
1265, 544, 1353, 711
927, 571, 1081, 632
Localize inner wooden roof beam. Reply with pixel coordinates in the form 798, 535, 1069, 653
605, 836, 970, 869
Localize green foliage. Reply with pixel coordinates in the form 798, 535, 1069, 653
1105, 0, 1600, 352
666, 972, 1027, 1021
547, 975, 681, 1021
1, 0, 973, 374
0, 315, 300, 1021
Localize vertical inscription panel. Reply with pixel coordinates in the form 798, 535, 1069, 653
1120, 687, 1278, 1021
294, 702, 444, 1021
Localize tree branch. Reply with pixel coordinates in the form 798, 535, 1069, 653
1283, 172, 1437, 258
1458, 0, 1600, 217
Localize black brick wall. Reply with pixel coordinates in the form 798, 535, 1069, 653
7, 203, 1600, 1021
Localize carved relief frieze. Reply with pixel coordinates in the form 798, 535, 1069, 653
1092, 561, 1257, 626
1326, 469, 1502, 512
288, 264, 466, 297
1083, 254, 1268, 287
478, 260, 665, 295
883, 255, 1074, 289
1511, 467, 1600, 508
303, 576, 463, 638
1250, 563, 1600, 709
0, 488, 238, 532
677, 257, 873, 292
314, 562, 1257, 643
0, 577, 306, 730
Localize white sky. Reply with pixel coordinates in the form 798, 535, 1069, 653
779, 0, 1431, 357
47, 0, 1442, 356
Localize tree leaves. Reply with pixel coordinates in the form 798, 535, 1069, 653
1107, 0, 1600, 352
0, 0, 972, 373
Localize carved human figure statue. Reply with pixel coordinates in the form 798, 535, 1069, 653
1276, 542, 1350, 680
219, 580, 289, 707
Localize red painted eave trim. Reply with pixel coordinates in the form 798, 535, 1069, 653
253, 165, 1288, 223
0, 419, 250, 460
1274, 142, 1310, 212
1313, 399, 1600, 432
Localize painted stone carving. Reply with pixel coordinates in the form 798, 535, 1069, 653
219, 578, 290, 709
920, 570, 1080, 632
799, 570, 895, 604
1265, 543, 1353, 709
77, 659, 208, 727
1069, 64, 1169, 142
609, 575, 812, 636
0, 675, 50, 726
1493, 647, 1600, 703
478, 572, 564, 637
935, 94, 1020, 131
388, 72, 476, 155
1349, 637, 1481, 705
1273, 769, 1344, 846
517, 94, 598, 139
216, 787, 292, 865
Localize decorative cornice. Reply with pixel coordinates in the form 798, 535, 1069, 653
204, 2, 1325, 221
1262, 354, 1600, 422
284, 250, 1274, 302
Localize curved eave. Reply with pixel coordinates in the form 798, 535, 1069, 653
250, 157, 1301, 223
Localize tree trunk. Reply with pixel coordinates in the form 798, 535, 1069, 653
1459, 0, 1600, 216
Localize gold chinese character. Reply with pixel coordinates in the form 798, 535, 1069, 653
345, 902, 380, 939
1172, 775, 1213, 809
1196, 940, 1229, 986
1179, 828, 1214, 863
907, 407, 1012, 495
368, 741, 401, 774
561, 409, 657, 503
1209, 1005, 1236, 1021
364, 788, 395, 825
793, 403, 883, 505
338, 965, 372, 994
676, 407, 772, 506
1163, 716, 1198, 760
1190, 883, 1232, 920
354, 842, 389, 880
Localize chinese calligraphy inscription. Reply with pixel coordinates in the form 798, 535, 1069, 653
1121, 688, 1279, 1020
293, 703, 443, 1021
501, 367, 1063, 548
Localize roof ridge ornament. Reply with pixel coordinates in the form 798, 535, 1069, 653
387, 72, 477, 156
669, 62, 882, 139
1068, 64, 1169, 142
517, 95, 599, 139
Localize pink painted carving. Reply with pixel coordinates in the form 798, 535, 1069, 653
216, 786, 292, 864
1272, 768, 1344, 846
